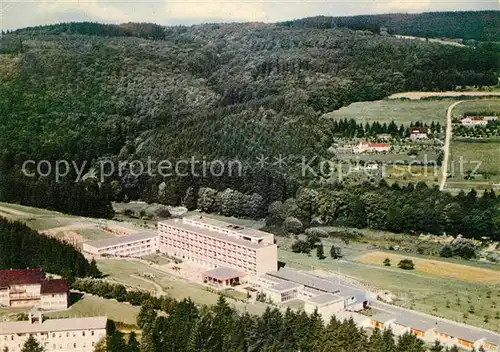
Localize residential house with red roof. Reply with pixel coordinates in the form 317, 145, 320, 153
354, 141, 391, 153
0, 269, 68, 310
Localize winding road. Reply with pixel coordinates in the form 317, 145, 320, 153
439, 101, 463, 191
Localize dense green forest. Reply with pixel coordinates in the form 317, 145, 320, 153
0, 19, 498, 235
281, 11, 500, 41
0, 218, 95, 280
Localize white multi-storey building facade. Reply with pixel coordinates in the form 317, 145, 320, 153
0, 311, 107, 352
0, 269, 68, 310
158, 216, 278, 277
82, 232, 158, 258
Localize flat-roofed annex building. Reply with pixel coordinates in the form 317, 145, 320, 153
82, 232, 158, 258
158, 216, 278, 277
0, 311, 107, 352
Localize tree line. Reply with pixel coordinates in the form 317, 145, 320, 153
280, 11, 500, 41
329, 119, 441, 139
0, 218, 97, 281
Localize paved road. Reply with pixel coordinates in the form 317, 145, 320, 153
440, 101, 463, 191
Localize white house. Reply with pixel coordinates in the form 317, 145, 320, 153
461, 116, 497, 127
354, 142, 390, 153
410, 127, 428, 140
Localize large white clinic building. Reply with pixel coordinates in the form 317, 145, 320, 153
82, 232, 158, 258
158, 216, 278, 279
0, 311, 107, 352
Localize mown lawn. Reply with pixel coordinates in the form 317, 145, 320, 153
45, 294, 140, 326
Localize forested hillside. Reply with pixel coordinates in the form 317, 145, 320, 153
0, 20, 498, 235
281, 11, 500, 41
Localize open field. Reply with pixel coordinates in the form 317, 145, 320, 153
452, 100, 500, 119
358, 251, 500, 285
448, 140, 500, 176
0, 202, 148, 245
388, 92, 500, 100
278, 248, 500, 332
323, 99, 451, 125
384, 164, 442, 185
45, 294, 140, 326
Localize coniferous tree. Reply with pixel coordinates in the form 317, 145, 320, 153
140, 324, 157, 352
89, 258, 102, 278
21, 336, 45, 352
395, 332, 425, 352
429, 340, 444, 352
127, 331, 140, 352
107, 331, 127, 352
137, 301, 157, 329
92, 338, 107, 352
316, 243, 325, 260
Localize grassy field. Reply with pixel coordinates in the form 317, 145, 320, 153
96, 258, 269, 315
278, 248, 500, 332
448, 140, 500, 176
452, 100, 500, 119
45, 295, 140, 326
384, 165, 441, 185
323, 99, 452, 125
358, 251, 500, 285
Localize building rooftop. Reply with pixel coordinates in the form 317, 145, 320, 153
268, 268, 367, 298
268, 281, 302, 292
262, 274, 286, 284
160, 219, 269, 249
0, 268, 45, 287
0, 316, 107, 335
307, 293, 344, 305
84, 232, 157, 250
203, 267, 245, 281
374, 310, 500, 345
371, 312, 396, 323
434, 318, 500, 344
184, 215, 270, 239
40, 279, 68, 294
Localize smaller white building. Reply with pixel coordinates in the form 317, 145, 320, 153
82, 232, 158, 257
461, 116, 497, 127
354, 142, 390, 154
304, 293, 345, 321
410, 127, 428, 140
0, 311, 107, 352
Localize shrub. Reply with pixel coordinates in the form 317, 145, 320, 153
397, 259, 415, 270
305, 228, 329, 238
291, 240, 310, 254
383, 258, 391, 266
284, 217, 303, 234
439, 245, 454, 258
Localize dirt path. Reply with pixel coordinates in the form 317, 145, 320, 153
130, 274, 166, 296
440, 101, 463, 191
41, 223, 95, 235
0, 205, 31, 216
